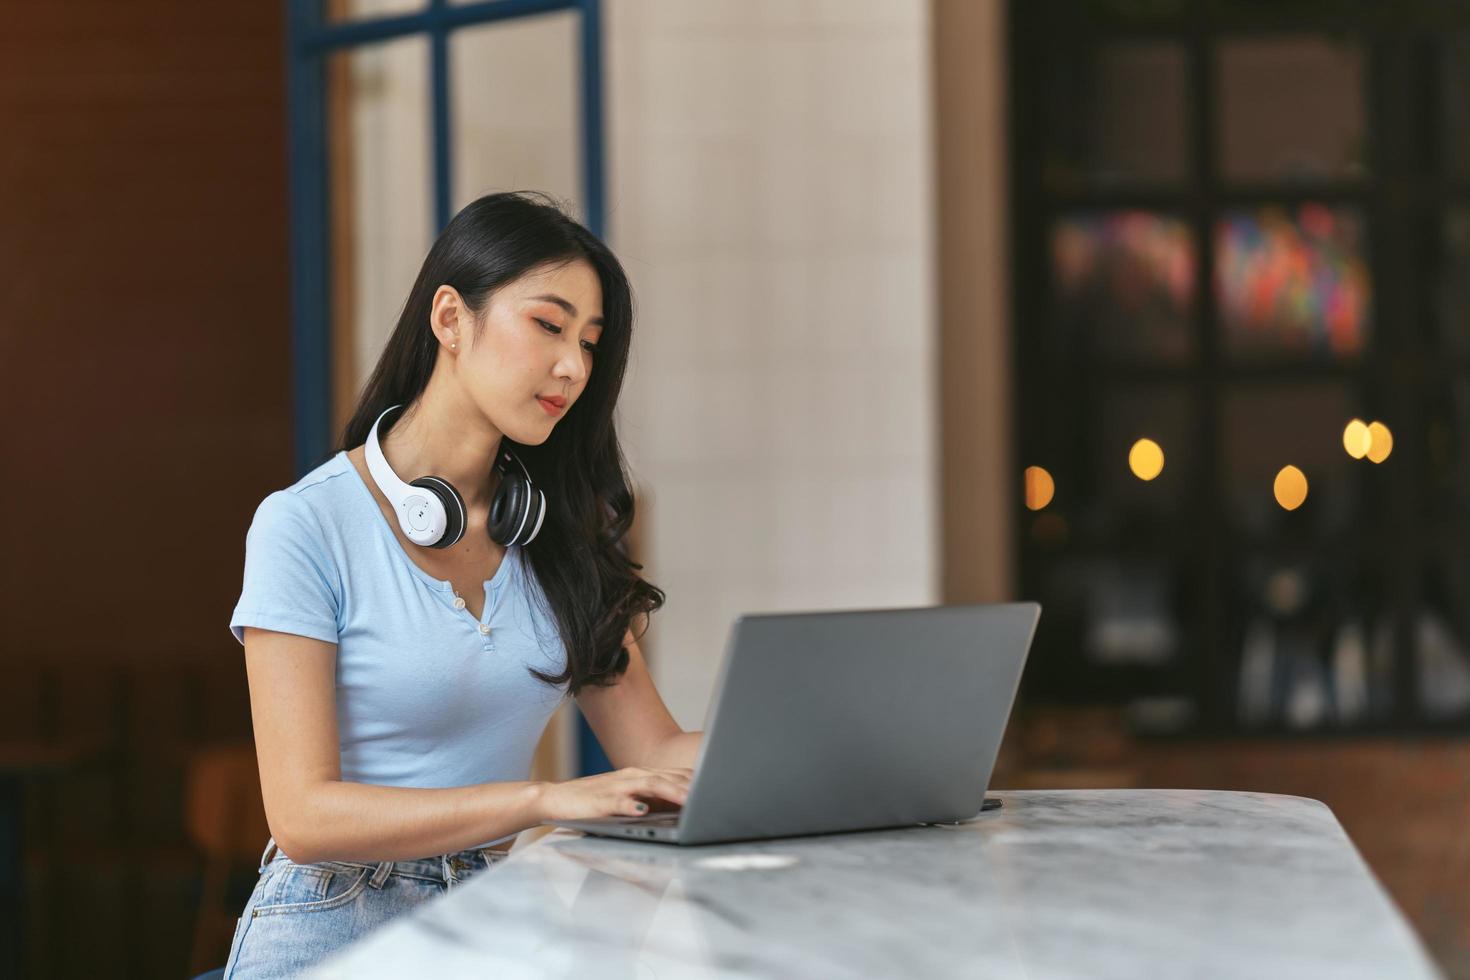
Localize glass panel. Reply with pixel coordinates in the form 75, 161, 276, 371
1061, 557, 1185, 667
450, 12, 582, 215
1025, 387, 1192, 550
1421, 376, 1470, 523
326, 0, 425, 22
1211, 0, 1376, 16
1216, 36, 1368, 183
326, 36, 433, 409
1051, 0, 1187, 21
1215, 204, 1370, 359
1025, 552, 1198, 719
1443, 36, 1470, 178
1229, 548, 1393, 730
1051, 211, 1195, 362
1415, 547, 1470, 722
1045, 41, 1188, 189
1095, 387, 1193, 529
1222, 382, 1362, 537
1433, 208, 1470, 355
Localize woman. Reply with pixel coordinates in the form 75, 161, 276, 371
224, 191, 700, 978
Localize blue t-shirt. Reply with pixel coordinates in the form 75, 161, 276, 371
229, 450, 569, 848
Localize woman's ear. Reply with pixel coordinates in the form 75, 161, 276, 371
429, 285, 466, 350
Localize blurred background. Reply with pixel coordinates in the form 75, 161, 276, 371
1, 0, 1467, 976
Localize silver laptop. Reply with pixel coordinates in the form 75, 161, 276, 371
548, 602, 1040, 846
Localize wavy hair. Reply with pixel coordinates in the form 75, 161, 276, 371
335, 191, 663, 696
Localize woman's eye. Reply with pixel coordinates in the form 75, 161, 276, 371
538, 318, 598, 355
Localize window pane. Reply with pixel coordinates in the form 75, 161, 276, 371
1415, 547, 1470, 722
326, 37, 433, 405
1421, 377, 1470, 524
1215, 204, 1370, 359
1216, 36, 1368, 183
326, 0, 425, 22
449, 12, 582, 215
1441, 35, 1470, 178
1025, 386, 1193, 553
1024, 551, 1198, 719
1096, 387, 1193, 526
1434, 208, 1470, 355
1222, 382, 1363, 536
1055, 557, 1186, 667
1043, 0, 1187, 21
1051, 211, 1195, 362
1229, 548, 1393, 730
1045, 41, 1189, 188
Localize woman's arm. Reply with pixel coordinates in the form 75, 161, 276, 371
575, 631, 704, 771
244, 626, 547, 864
639, 731, 704, 770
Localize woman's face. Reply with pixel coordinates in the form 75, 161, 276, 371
451, 258, 604, 445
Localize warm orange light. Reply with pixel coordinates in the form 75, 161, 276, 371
1128, 438, 1165, 481
1342, 419, 1370, 459
1274, 465, 1309, 511
1024, 466, 1055, 510
1366, 421, 1393, 463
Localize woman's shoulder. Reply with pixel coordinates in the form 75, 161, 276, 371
247, 452, 360, 540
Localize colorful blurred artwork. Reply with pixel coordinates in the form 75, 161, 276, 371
1215, 204, 1370, 358
1052, 210, 1195, 360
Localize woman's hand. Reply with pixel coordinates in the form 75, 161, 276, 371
537, 766, 692, 822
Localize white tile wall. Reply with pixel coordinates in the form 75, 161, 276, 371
607, 0, 938, 729
347, 36, 432, 394
341, 0, 939, 735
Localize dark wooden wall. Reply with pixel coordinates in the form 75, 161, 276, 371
0, 2, 291, 975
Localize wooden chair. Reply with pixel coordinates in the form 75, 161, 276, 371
182, 742, 269, 977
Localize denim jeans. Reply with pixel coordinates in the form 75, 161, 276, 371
223, 836, 511, 978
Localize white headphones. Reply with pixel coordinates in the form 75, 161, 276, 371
365, 404, 547, 549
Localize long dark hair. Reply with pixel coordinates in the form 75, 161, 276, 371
337, 191, 664, 696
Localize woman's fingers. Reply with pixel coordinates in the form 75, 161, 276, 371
602, 767, 693, 816
620, 768, 690, 790
626, 766, 692, 778
642, 776, 689, 804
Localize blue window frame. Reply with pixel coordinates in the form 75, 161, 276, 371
285, 0, 612, 775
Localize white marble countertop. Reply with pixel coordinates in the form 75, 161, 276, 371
312, 789, 1442, 979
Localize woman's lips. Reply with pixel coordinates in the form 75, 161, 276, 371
537, 397, 565, 416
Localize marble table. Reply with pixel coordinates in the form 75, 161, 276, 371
312, 790, 1443, 979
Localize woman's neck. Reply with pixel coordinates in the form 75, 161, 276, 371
382, 386, 504, 514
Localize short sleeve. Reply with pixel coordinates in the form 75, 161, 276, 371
229, 490, 342, 646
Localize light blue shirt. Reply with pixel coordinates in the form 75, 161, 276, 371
229, 450, 569, 849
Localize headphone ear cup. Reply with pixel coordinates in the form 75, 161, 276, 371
488, 472, 530, 546
410, 476, 466, 548
521, 487, 546, 544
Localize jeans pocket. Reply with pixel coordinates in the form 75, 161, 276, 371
252, 863, 372, 917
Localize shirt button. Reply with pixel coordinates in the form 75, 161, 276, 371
478, 623, 491, 635
452, 596, 466, 610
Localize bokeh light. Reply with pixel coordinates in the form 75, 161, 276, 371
1129, 438, 1165, 481
1024, 466, 1055, 511
1342, 418, 1370, 459
1366, 421, 1393, 463
1274, 465, 1309, 510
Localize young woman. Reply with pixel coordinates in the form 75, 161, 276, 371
223, 191, 700, 978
